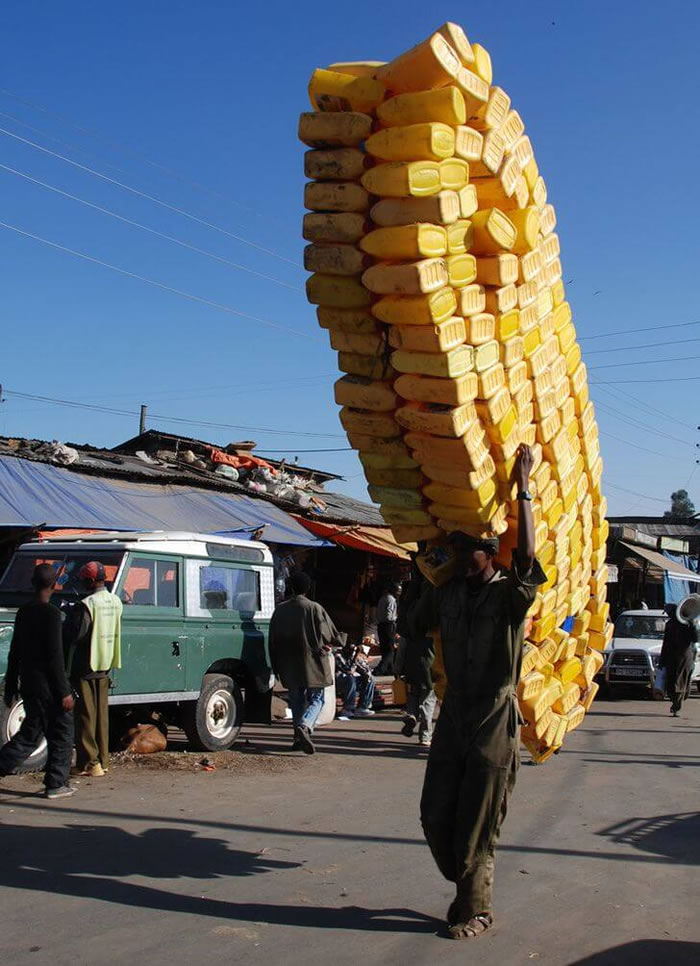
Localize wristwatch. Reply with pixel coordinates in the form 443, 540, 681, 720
517, 490, 533, 501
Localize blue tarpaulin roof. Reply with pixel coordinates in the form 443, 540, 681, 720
0, 455, 327, 547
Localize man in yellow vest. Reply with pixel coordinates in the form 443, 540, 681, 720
65, 561, 122, 778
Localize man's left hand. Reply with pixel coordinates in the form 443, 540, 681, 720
514, 443, 534, 490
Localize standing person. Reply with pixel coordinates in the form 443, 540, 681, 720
397, 568, 437, 747
410, 445, 545, 940
0, 564, 75, 799
659, 604, 697, 717
269, 572, 340, 755
375, 582, 399, 676
64, 561, 122, 778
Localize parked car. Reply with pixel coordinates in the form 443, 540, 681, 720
599, 608, 700, 697
0, 531, 275, 772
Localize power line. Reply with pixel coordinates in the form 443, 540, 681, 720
0, 87, 279, 224
589, 354, 700, 371
4, 389, 346, 439
591, 376, 700, 384
594, 384, 697, 431
580, 319, 700, 341
605, 482, 668, 504
0, 220, 316, 341
0, 162, 301, 292
0, 127, 300, 268
592, 399, 695, 447
598, 430, 687, 463
257, 448, 354, 454
585, 336, 700, 355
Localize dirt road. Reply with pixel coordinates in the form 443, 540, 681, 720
1, 696, 698, 965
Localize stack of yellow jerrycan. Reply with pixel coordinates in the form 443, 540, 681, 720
300, 22, 612, 763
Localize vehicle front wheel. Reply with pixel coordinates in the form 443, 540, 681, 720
181, 674, 243, 751
0, 697, 48, 773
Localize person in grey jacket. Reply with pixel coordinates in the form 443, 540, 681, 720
269, 572, 341, 754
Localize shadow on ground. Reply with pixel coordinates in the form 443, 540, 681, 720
0, 822, 441, 934
570, 939, 700, 965
598, 811, 700, 864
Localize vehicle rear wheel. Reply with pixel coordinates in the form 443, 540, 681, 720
0, 697, 48, 774
181, 674, 243, 751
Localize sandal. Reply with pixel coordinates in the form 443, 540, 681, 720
448, 914, 494, 940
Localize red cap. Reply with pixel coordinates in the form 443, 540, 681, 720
79, 561, 106, 584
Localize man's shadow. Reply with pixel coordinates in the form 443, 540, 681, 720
0, 823, 440, 934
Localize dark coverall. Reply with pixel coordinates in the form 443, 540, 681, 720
659, 618, 696, 714
410, 557, 545, 919
0, 601, 74, 789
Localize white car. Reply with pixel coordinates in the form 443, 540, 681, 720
602, 609, 700, 695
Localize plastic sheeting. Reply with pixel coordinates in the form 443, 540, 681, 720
297, 517, 415, 559
663, 551, 700, 604
0, 455, 326, 548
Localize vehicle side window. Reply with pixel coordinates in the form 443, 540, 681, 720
185, 560, 260, 618
120, 557, 180, 607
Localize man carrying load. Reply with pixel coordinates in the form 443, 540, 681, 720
410, 444, 544, 940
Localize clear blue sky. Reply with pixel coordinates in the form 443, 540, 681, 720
2, 1, 699, 515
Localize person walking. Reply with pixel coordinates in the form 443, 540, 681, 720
64, 561, 122, 778
659, 604, 697, 716
397, 568, 437, 747
374, 581, 399, 676
269, 572, 340, 754
0, 564, 76, 799
410, 445, 545, 940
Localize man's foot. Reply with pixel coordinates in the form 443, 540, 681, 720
337, 712, 354, 721
71, 762, 105, 778
294, 725, 315, 755
45, 784, 77, 800
353, 708, 375, 717
401, 714, 417, 737
419, 735, 432, 746
447, 914, 494, 940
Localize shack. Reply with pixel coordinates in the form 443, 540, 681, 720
0, 431, 411, 641
607, 516, 700, 613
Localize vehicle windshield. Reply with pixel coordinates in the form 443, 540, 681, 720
614, 614, 667, 640
0, 549, 124, 607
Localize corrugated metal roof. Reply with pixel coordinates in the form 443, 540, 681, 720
0, 436, 385, 529
609, 517, 700, 539
314, 491, 385, 527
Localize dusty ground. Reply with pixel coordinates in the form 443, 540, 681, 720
1, 696, 698, 966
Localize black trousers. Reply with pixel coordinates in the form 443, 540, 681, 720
0, 690, 74, 789
375, 621, 397, 675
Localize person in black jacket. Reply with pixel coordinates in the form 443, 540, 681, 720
0, 564, 76, 799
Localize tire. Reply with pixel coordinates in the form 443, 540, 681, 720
0, 697, 48, 774
181, 674, 243, 751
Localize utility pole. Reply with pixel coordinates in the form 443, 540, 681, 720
139, 404, 147, 434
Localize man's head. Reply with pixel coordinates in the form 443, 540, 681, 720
290, 571, 312, 597
447, 531, 499, 582
78, 561, 106, 591
32, 563, 57, 599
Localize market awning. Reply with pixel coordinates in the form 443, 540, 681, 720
620, 542, 700, 582
0, 455, 326, 548
296, 517, 416, 559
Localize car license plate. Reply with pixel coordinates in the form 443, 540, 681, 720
613, 668, 647, 678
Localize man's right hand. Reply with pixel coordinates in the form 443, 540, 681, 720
62, 694, 75, 712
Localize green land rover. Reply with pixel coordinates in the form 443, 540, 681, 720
0, 531, 275, 771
